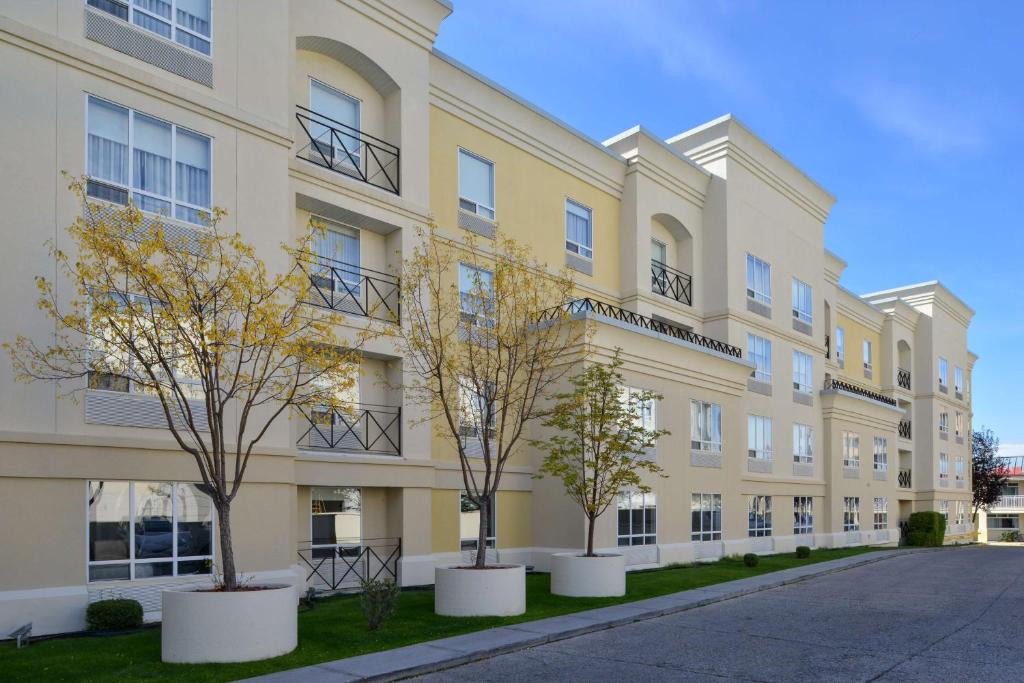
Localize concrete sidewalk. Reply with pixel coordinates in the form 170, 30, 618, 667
240, 548, 942, 683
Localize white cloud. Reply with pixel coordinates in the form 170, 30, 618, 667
998, 443, 1024, 457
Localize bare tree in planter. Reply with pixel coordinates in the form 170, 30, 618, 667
396, 226, 584, 568
535, 348, 668, 556
6, 180, 365, 590
972, 427, 1008, 523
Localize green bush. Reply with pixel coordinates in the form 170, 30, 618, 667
359, 577, 400, 631
743, 553, 759, 567
906, 511, 946, 547
999, 530, 1023, 543
795, 546, 811, 559
85, 599, 143, 632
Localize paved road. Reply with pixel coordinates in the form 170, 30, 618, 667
416, 547, 1024, 682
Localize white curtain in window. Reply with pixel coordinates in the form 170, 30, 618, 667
88, 98, 129, 186
176, 0, 211, 36
565, 200, 592, 253
458, 150, 494, 210
175, 127, 210, 210
132, 113, 171, 199
310, 80, 360, 162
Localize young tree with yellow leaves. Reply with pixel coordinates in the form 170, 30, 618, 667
6, 179, 365, 590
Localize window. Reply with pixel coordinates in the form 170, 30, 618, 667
793, 496, 813, 535
457, 377, 496, 441
651, 239, 667, 265
939, 453, 949, 480
458, 149, 495, 219
617, 491, 656, 546
458, 263, 495, 328
955, 456, 965, 481
745, 254, 771, 305
792, 278, 812, 324
792, 350, 813, 393
955, 500, 965, 525
842, 432, 860, 468
88, 0, 212, 55
747, 495, 772, 537
939, 499, 949, 521
747, 334, 772, 383
624, 387, 656, 435
87, 480, 213, 582
309, 79, 361, 169
873, 497, 888, 530
690, 400, 722, 452
460, 492, 496, 550
843, 497, 860, 531
565, 199, 593, 259
312, 220, 361, 293
835, 327, 845, 366
938, 358, 948, 387
793, 423, 813, 464
873, 437, 888, 472
955, 412, 964, 438
954, 366, 963, 395
311, 487, 361, 558
747, 415, 773, 460
86, 96, 211, 226
863, 340, 873, 373
939, 412, 949, 435
690, 493, 722, 542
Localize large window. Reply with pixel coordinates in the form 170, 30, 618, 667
88, 0, 212, 55
793, 423, 813, 464
956, 456, 965, 482
939, 499, 949, 521
954, 366, 964, 395
873, 497, 888, 530
793, 496, 813, 535
458, 262, 495, 328
309, 79, 361, 169
87, 480, 213, 582
745, 254, 772, 305
747, 334, 772, 383
843, 497, 860, 531
938, 357, 948, 388
842, 432, 860, 468
939, 412, 949, 435
792, 350, 813, 394
747, 415, 773, 460
835, 327, 845, 366
792, 278, 812, 324
617, 491, 656, 546
939, 453, 949, 480
460, 492, 496, 550
311, 487, 361, 558
458, 148, 495, 219
955, 500, 965, 525
565, 199, 593, 259
457, 377, 496, 442
690, 400, 722, 452
312, 220, 361, 294
624, 387, 656, 435
747, 495, 772, 537
955, 412, 964, 438
863, 340, 873, 373
873, 437, 888, 472
86, 96, 211, 226
691, 493, 722, 542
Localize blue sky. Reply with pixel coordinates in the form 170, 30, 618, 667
435, 0, 1024, 452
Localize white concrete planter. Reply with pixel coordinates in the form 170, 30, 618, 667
434, 565, 525, 616
550, 553, 625, 597
161, 584, 297, 663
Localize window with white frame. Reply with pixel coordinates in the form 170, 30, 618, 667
955, 455, 965, 481
747, 415, 773, 460
309, 79, 361, 169
746, 254, 772, 305
624, 387, 656, 435
747, 333, 772, 383
873, 497, 888, 530
312, 220, 361, 293
87, 480, 213, 582
459, 492, 496, 550
792, 278, 812, 324
690, 493, 722, 542
86, 96, 211, 226
618, 491, 656, 546
88, 0, 212, 55
835, 326, 845, 366
863, 340, 873, 373
955, 412, 963, 438
458, 262, 495, 328
939, 412, 949, 435
842, 432, 860, 468
938, 357, 948, 387
939, 499, 949, 521
793, 423, 813, 464
843, 496, 860, 531
873, 437, 888, 472
565, 199, 593, 259
457, 377, 496, 441
792, 350, 813, 393
939, 453, 949, 479
690, 400, 722, 452
311, 487, 361, 558
954, 366, 963, 394
651, 239, 667, 266
955, 500, 965, 525
747, 495, 772, 537
458, 148, 495, 219
793, 496, 813, 535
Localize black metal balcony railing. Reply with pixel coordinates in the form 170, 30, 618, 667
300, 254, 400, 324
823, 377, 898, 407
897, 368, 911, 391
899, 419, 912, 440
825, 334, 831, 359
540, 298, 742, 358
650, 260, 693, 306
295, 105, 400, 195
898, 468, 912, 489
298, 403, 401, 456
297, 538, 401, 593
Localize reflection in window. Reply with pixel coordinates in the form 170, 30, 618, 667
460, 492, 495, 550
617, 491, 656, 546
311, 487, 361, 559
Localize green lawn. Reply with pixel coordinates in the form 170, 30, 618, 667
0, 546, 884, 682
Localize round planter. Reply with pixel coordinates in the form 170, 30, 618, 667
550, 552, 625, 597
434, 565, 525, 616
161, 584, 297, 663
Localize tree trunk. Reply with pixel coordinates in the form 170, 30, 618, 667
475, 495, 489, 568
216, 499, 237, 590
586, 514, 596, 557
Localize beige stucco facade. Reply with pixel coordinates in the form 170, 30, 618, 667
0, 0, 976, 637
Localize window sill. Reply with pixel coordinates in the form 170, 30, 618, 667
457, 208, 496, 239
747, 377, 773, 396
791, 317, 812, 336
842, 466, 860, 479
746, 297, 772, 319
792, 390, 814, 407
690, 450, 722, 468
565, 251, 593, 276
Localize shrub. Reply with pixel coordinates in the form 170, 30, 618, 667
999, 530, 1023, 543
906, 511, 946, 547
795, 546, 811, 559
359, 577, 400, 631
743, 553, 759, 567
85, 599, 143, 632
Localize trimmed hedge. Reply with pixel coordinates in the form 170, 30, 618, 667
743, 553, 759, 567
86, 599, 143, 632
906, 511, 946, 547
795, 546, 811, 559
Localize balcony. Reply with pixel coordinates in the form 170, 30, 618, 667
295, 105, 400, 195
822, 377, 898, 407
650, 260, 693, 306
297, 538, 401, 593
300, 254, 399, 324
898, 468, 912, 489
298, 403, 401, 456
990, 496, 1024, 513
897, 368, 911, 391
899, 419, 912, 440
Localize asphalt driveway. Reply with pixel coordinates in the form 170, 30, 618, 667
416, 546, 1024, 682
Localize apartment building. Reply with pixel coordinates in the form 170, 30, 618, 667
978, 456, 1024, 542
0, 0, 975, 636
